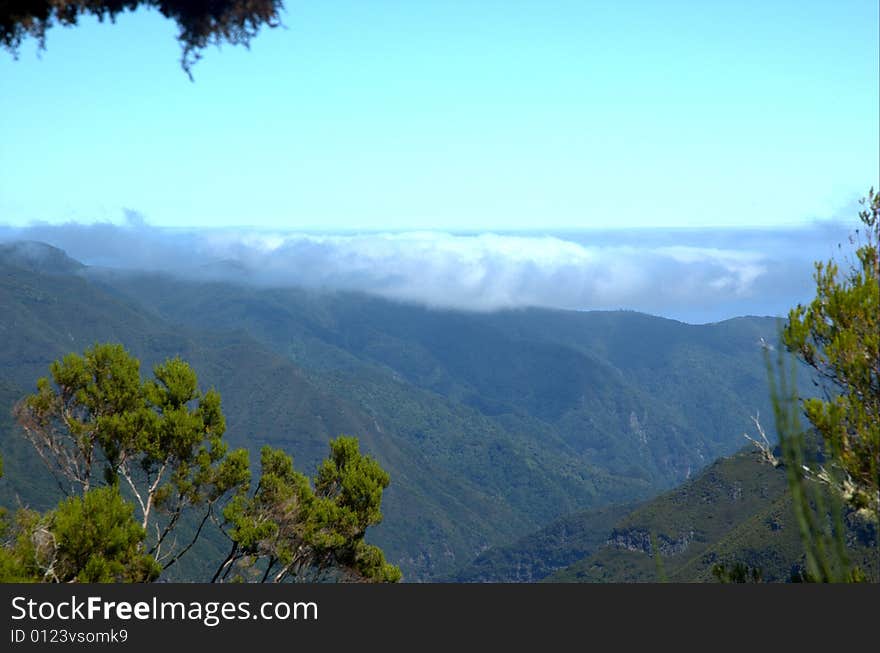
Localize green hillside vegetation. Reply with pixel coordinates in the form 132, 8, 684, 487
94, 271, 795, 578
546, 447, 878, 582
98, 275, 783, 486
449, 501, 635, 582
1, 241, 792, 579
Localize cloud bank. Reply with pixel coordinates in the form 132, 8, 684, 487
0, 214, 856, 323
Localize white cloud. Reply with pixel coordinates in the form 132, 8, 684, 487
0, 217, 851, 323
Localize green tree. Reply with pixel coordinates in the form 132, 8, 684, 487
0, 506, 44, 582
5, 345, 400, 583
1, 0, 283, 75
711, 561, 763, 583
13, 343, 250, 570
0, 454, 32, 581
0, 487, 160, 582
783, 188, 879, 520
752, 187, 879, 582
214, 438, 402, 583
36, 487, 160, 582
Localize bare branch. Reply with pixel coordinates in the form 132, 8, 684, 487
743, 412, 780, 468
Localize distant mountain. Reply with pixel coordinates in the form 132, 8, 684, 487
0, 241, 85, 276
1, 242, 793, 580
545, 447, 879, 582
92, 271, 787, 483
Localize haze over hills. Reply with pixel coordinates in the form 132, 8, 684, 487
0, 241, 792, 580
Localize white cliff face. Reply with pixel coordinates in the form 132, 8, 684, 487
629, 410, 648, 445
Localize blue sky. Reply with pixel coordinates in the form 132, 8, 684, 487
1, 0, 877, 231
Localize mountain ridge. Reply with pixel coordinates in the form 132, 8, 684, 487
0, 241, 793, 580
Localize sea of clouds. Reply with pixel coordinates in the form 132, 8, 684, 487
0, 211, 858, 323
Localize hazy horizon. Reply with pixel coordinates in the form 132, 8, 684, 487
0, 212, 860, 324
